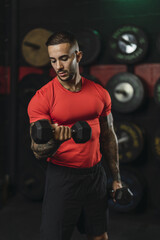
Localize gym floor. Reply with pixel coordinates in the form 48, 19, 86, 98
0, 193, 160, 240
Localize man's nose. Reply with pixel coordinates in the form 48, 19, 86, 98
56, 60, 63, 70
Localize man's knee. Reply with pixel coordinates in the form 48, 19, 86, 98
87, 232, 109, 240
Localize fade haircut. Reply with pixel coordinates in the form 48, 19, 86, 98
46, 30, 77, 47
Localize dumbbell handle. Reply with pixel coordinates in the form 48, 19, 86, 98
51, 126, 75, 134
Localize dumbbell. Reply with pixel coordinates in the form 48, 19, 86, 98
31, 119, 92, 144
110, 187, 133, 205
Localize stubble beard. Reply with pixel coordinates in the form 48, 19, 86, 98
57, 72, 74, 82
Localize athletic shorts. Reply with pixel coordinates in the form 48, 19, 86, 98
40, 160, 109, 240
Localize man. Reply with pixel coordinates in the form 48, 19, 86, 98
28, 31, 122, 240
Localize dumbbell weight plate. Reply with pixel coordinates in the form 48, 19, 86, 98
154, 78, 160, 106
106, 72, 146, 113
22, 28, 53, 67
115, 187, 133, 205
31, 120, 54, 144
74, 29, 101, 66
115, 122, 144, 163
109, 25, 148, 64
71, 121, 92, 143
108, 169, 144, 212
152, 127, 160, 162
18, 73, 50, 108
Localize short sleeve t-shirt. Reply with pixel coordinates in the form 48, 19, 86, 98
28, 76, 111, 168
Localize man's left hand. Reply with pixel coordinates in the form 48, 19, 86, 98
111, 180, 123, 202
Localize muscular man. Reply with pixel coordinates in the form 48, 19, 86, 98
27, 31, 122, 240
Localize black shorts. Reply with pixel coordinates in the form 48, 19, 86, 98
40, 161, 109, 240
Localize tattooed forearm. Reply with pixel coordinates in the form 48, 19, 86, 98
99, 114, 121, 182
30, 123, 61, 160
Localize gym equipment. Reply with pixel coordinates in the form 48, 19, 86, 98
109, 186, 133, 205
108, 169, 145, 212
18, 73, 50, 108
31, 119, 92, 144
109, 25, 148, 64
22, 28, 52, 67
152, 127, 160, 161
106, 72, 146, 113
74, 29, 101, 66
154, 78, 160, 106
115, 122, 144, 163
102, 157, 133, 206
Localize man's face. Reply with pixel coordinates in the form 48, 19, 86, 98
48, 43, 82, 82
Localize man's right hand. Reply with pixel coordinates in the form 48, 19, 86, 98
51, 123, 72, 142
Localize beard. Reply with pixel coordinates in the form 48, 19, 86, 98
57, 71, 74, 82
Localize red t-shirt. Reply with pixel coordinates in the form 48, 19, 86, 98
28, 76, 111, 168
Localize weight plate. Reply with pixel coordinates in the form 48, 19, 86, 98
154, 78, 160, 106
152, 128, 160, 161
109, 25, 148, 64
108, 169, 144, 212
106, 72, 146, 113
74, 29, 101, 66
22, 28, 53, 67
20, 159, 46, 201
115, 122, 144, 163
18, 73, 50, 108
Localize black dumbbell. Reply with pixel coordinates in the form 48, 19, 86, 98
110, 187, 133, 205
31, 119, 92, 144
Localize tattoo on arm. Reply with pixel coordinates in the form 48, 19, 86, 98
30, 123, 61, 160
99, 113, 121, 182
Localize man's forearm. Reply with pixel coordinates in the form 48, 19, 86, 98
100, 128, 121, 182
30, 123, 61, 159
31, 138, 61, 159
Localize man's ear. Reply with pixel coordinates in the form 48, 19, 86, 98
76, 51, 83, 63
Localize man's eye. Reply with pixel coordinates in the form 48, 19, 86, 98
51, 60, 56, 63
61, 57, 68, 61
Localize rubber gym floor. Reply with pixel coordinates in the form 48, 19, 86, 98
0, 193, 160, 240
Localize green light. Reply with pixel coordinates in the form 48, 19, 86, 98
93, 30, 99, 36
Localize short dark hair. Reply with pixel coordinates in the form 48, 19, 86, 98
46, 30, 77, 47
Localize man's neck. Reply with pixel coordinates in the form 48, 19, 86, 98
58, 74, 82, 92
